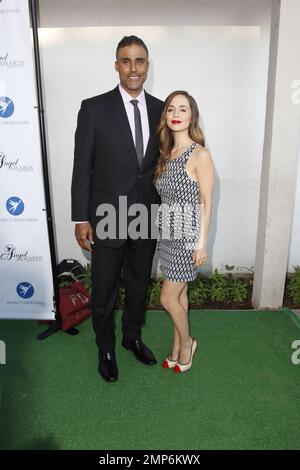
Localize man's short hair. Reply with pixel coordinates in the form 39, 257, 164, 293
116, 35, 149, 59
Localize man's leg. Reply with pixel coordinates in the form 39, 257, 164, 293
91, 243, 125, 353
122, 239, 157, 340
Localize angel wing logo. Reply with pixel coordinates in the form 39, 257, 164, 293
6, 196, 24, 215
16, 282, 34, 299
0, 96, 14, 118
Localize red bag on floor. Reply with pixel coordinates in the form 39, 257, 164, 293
59, 278, 91, 331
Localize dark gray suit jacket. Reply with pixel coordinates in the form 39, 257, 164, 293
71, 86, 164, 247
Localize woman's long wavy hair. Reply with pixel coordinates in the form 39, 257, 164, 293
154, 90, 205, 180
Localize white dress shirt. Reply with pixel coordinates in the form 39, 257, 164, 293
75, 84, 150, 223
118, 83, 150, 155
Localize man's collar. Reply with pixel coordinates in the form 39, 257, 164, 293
118, 83, 146, 104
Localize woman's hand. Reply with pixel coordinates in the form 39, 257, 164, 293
192, 246, 208, 267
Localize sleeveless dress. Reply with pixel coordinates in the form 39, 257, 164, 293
154, 142, 201, 282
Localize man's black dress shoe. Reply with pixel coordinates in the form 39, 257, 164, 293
98, 351, 118, 382
122, 338, 157, 365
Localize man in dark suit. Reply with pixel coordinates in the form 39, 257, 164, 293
71, 36, 163, 382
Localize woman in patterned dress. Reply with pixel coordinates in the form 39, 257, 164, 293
154, 91, 214, 373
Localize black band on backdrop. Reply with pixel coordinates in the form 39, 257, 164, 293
28, 0, 78, 339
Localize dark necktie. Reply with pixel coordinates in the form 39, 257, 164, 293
130, 99, 144, 167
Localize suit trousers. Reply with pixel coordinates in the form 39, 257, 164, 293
91, 237, 157, 353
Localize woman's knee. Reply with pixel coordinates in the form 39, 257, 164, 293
160, 290, 170, 309
160, 289, 181, 309
179, 285, 188, 299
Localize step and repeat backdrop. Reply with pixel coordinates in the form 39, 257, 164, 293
0, 0, 54, 319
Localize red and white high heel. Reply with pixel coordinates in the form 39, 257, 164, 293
174, 338, 197, 373
162, 356, 178, 369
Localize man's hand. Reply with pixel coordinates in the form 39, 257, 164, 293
75, 222, 94, 252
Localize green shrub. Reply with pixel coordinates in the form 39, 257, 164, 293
74, 264, 252, 308
209, 269, 232, 302
287, 265, 300, 305
147, 278, 163, 308
77, 263, 92, 293
118, 286, 126, 306
230, 279, 248, 303
188, 278, 209, 304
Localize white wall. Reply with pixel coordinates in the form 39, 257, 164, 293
38, 0, 274, 275
289, 145, 300, 270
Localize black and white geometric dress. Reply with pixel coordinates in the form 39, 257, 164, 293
154, 142, 201, 282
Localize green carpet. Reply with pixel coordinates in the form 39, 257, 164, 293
0, 308, 300, 450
